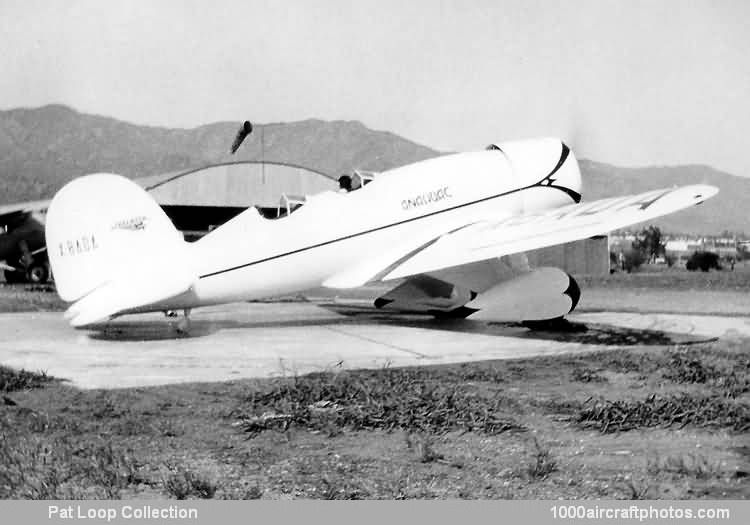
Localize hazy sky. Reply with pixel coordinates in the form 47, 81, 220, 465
1, 0, 748, 175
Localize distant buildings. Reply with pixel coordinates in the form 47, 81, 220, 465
610, 232, 745, 267
667, 236, 741, 264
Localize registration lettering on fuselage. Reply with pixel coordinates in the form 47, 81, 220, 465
401, 186, 452, 211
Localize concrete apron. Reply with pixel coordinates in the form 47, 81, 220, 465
0, 303, 746, 389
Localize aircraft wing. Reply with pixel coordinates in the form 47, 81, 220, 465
324, 184, 717, 288
383, 184, 717, 280
0, 199, 51, 223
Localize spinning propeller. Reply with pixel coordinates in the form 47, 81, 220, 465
230, 120, 254, 154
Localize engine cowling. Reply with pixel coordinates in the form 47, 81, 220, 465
487, 138, 582, 207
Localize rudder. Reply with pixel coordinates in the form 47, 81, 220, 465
46, 174, 185, 303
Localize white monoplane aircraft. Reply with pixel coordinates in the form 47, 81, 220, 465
46, 137, 717, 331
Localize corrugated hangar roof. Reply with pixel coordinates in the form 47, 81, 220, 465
136, 161, 337, 207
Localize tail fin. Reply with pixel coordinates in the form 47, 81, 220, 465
46, 174, 188, 303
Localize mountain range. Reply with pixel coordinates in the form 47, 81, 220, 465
0, 104, 745, 235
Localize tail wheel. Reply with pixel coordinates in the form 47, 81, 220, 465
26, 263, 49, 284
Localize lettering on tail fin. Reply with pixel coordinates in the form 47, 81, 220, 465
58, 234, 98, 257
111, 215, 149, 231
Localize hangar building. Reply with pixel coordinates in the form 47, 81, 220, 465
138, 161, 338, 240
141, 161, 336, 207
528, 236, 610, 277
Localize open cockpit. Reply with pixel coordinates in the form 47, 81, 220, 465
214, 169, 380, 223
338, 170, 378, 192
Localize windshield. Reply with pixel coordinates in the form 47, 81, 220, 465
257, 193, 307, 219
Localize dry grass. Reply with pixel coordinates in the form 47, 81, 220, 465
580, 264, 750, 292
648, 453, 724, 480
0, 338, 748, 499
0, 283, 67, 313
1, 366, 56, 393
574, 394, 749, 433
0, 432, 143, 499
571, 367, 608, 383
163, 466, 217, 500
519, 439, 558, 480
576, 265, 750, 315
236, 367, 526, 436
662, 347, 749, 398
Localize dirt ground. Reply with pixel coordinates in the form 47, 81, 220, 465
578, 265, 750, 315
1, 267, 749, 499
1, 337, 748, 499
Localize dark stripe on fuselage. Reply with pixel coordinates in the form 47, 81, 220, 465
199, 177, 578, 280
533, 143, 582, 203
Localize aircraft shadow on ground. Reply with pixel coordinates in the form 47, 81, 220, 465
85, 305, 715, 346
496, 321, 709, 346
84, 319, 243, 341
85, 316, 384, 341
321, 306, 715, 346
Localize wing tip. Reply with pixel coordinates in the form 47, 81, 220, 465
688, 184, 719, 201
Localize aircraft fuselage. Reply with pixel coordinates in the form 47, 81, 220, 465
158, 138, 581, 310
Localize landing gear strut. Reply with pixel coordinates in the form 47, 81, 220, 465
176, 309, 192, 334
164, 309, 192, 334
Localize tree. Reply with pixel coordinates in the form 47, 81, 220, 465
633, 226, 665, 264
623, 249, 646, 272
686, 251, 721, 272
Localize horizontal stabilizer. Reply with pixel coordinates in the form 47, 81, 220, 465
46, 173, 196, 326
65, 269, 193, 327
